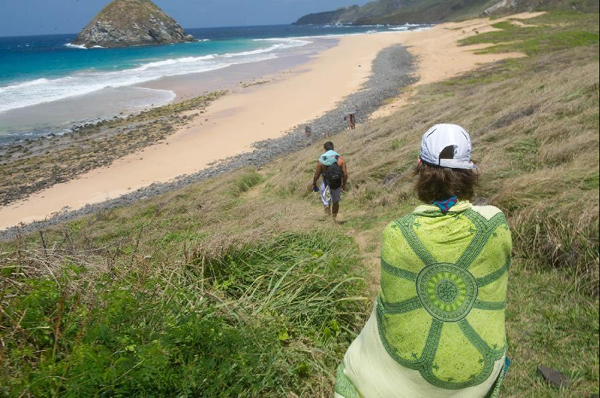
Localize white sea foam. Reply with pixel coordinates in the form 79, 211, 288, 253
0, 38, 310, 113
64, 43, 88, 50
263, 26, 428, 42
65, 43, 106, 49
390, 23, 429, 31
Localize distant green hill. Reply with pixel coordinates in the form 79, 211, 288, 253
294, 0, 599, 25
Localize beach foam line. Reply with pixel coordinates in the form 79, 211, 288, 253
258, 25, 431, 42
0, 38, 310, 114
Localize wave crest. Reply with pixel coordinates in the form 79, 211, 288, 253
0, 38, 310, 113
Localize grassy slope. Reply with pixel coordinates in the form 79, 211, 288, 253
296, 0, 497, 25
355, 0, 498, 24
362, 0, 600, 24
1, 11, 599, 397
295, 0, 599, 25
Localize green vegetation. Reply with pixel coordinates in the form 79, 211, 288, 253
295, 0, 599, 25
461, 12, 599, 55
1, 232, 367, 396
295, 0, 500, 25
1, 10, 599, 397
233, 170, 264, 194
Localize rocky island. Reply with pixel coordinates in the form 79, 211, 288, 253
71, 0, 195, 48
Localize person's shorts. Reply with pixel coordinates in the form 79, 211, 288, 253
320, 181, 342, 206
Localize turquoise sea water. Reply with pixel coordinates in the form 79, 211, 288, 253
0, 24, 426, 144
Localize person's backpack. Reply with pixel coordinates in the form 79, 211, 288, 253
324, 157, 343, 189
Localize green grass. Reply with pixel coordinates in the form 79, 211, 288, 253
0, 233, 368, 396
582, 172, 599, 190
506, 137, 540, 171
461, 12, 599, 55
233, 170, 264, 194
504, 261, 599, 396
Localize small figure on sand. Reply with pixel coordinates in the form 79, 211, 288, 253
345, 112, 356, 130
312, 141, 348, 221
305, 125, 312, 139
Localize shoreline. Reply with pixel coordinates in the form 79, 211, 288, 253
0, 38, 415, 239
0, 92, 227, 207
0, 37, 336, 147
138, 37, 338, 102
0, 14, 543, 238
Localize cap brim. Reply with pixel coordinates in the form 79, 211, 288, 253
439, 159, 477, 169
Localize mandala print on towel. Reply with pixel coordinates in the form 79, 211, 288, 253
417, 263, 477, 322
378, 208, 511, 390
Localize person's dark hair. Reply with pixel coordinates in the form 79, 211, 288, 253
414, 145, 478, 203
324, 141, 334, 151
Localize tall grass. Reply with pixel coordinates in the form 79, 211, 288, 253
0, 232, 367, 396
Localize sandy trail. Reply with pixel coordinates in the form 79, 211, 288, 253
0, 13, 543, 230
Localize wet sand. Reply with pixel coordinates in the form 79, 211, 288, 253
140, 37, 338, 101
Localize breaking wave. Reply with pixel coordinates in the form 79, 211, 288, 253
0, 38, 310, 113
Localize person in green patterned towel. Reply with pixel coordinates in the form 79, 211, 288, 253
335, 124, 511, 398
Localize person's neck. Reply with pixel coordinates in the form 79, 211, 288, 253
431, 196, 458, 212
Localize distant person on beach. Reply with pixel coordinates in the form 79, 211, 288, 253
347, 112, 356, 130
305, 126, 312, 139
312, 141, 348, 220
335, 124, 512, 398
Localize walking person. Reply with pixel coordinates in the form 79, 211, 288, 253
345, 112, 356, 130
335, 124, 512, 398
312, 141, 348, 221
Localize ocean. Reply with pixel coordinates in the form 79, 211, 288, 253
0, 24, 426, 145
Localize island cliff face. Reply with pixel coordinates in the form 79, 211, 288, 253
72, 0, 195, 48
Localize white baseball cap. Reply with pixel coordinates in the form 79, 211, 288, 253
420, 124, 476, 170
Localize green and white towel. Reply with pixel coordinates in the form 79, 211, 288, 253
336, 201, 511, 398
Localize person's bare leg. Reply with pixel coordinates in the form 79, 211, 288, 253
324, 205, 331, 215
332, 202, 340, 220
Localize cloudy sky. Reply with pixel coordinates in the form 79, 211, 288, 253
0, 0, 372, 37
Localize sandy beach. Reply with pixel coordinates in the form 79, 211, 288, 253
0, 13, 543, 231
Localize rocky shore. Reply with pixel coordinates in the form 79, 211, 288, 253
0, 44, 414, 240
0, 92, 225, 207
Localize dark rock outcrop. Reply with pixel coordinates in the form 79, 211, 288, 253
72, 0, 195, 48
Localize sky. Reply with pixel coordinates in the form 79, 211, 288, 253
0, 0, 372, 37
